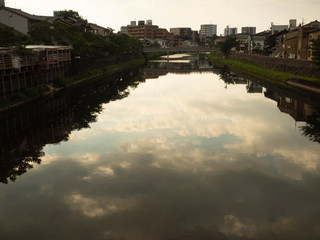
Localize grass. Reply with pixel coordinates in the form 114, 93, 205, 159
209, 54, 320, 85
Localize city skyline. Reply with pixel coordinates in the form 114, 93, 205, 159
3, 0, 320, 35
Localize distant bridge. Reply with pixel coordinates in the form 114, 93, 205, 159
142, 47, 219, 53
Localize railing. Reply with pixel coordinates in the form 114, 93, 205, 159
142, 47, 220, 53
0, 52, 71, 70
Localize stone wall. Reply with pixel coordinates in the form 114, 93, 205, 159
230, 53, 320, 78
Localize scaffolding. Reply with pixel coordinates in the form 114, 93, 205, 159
0, 45, 71, 96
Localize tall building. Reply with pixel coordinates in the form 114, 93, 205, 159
170, 28, 192, 39
224, 26, 237, 36
271, 22, 288, 35
120, 26, 128, 34
200, 24, 217, 40
289, 19, 297, 28
241, 27, 256, 35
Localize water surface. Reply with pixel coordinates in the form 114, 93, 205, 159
0, 57, 320, 240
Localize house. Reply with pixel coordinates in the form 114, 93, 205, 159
0, 2, 56, 35
264, 30, 287, 57
283, 29, 298, 58
308, 27, 320, 61
296, 21, 320, 60
87, 23, 111, 37
236, 33, 250, 53
266, 21, 320, 59
248, 31, 269, 54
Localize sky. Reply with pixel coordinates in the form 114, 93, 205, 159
4, 0, 320, 35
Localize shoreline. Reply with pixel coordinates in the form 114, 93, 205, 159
208, 54, 320, 93
0, 58, 145, 114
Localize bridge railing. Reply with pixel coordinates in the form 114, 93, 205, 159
142, 47, 219, 53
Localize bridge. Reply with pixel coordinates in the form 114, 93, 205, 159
142, 47, 219, 53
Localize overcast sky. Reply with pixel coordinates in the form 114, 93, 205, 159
4, 0, 320, 35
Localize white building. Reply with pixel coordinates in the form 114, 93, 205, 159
199, 24, 217, 40
224, 26, 238, 36
0, 1, 55, 35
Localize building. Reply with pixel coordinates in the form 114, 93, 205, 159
127, 20, 174, 46
241, 27, 256, 35
308, 28, 320, 60
120, 26, 128, 34
88, 23, 111, 37
289, 19, 297, 28
224, 26, 237, 36
199, 24, 217, 41
264, 30, 287, 57
271, 22, 288, 35
0, 2, 56, 35
0, 45, 71, 96
297, 21, 320, 60
283, 29, 298, 58
170, 27, 192, 39
236, 33, 250, 53
248, 31, 269, 54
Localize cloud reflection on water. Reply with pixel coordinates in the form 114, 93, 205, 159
1, 71, 320, 239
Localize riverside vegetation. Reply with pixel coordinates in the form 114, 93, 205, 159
211, 36, 320, 86
0, 11, 145, 111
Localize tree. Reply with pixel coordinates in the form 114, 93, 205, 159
218, 36, 239, 58
0, 26, 29, 47
310, 38, 320, 66
54, 10, 85, 21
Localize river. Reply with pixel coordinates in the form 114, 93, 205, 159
0, 54, 320, 240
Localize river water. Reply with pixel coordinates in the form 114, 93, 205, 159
0, 54, 320, 240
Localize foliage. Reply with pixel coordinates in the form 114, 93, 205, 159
310, 39, 320, 66
54, 10, 85, 21
217, 36, 238, 58
208, 54, 320, 83
300, 113, 320, 143
29, 22, 143, 60
219, 66, 237, 88
0, 26, 30, 47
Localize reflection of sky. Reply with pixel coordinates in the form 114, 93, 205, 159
1, 72, 320, 239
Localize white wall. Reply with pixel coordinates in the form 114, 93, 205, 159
0, 9, 29, 35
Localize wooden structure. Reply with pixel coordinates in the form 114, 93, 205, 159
0, 45, 71, 96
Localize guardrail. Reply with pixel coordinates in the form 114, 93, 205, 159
142, 47, 219, 53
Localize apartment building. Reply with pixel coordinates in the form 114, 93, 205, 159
200, 24, 217, 41
271, 23, 288, 35
170, 27, 192, 39
127, 21, 174, 46
241, 27, 256, 35
224, 26, 237, 36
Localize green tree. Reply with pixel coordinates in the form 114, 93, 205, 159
0, 26, 29, 47
310, 39, 320, 66
54, 10, 85, 21
218, 36, 238, 58
28, 22, 54, 45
